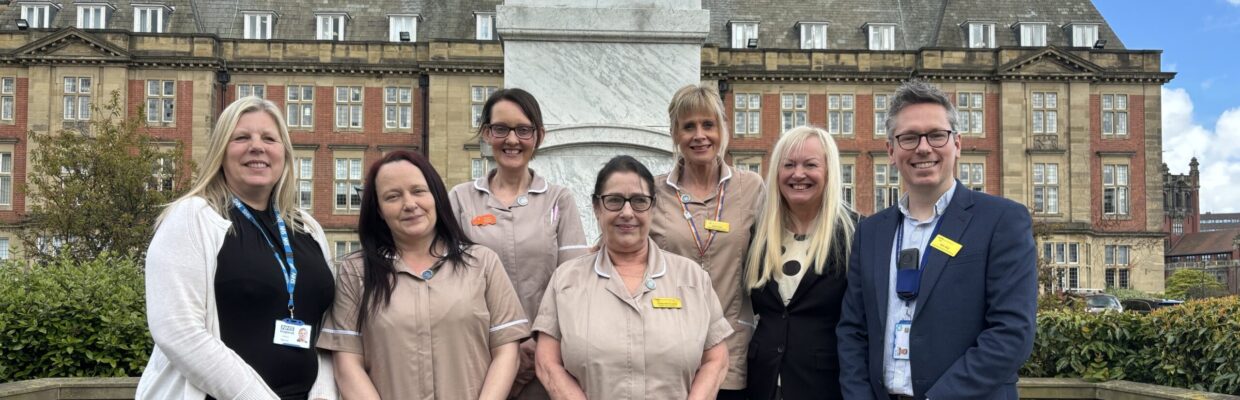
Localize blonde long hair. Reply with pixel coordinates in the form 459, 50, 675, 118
745, 126, 855, 289
667, 84, 730, 164
156, 96, 304, 232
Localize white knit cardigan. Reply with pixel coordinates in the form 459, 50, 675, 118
136, 196, 338, 400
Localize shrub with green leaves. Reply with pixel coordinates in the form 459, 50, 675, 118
0, 252, 151, 382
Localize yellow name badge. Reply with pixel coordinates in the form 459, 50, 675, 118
652, 297, 683, 309
704, 219, 731, 233
930, 234, 963, 257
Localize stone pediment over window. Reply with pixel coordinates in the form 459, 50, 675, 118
11, 28, 130, 63
999, 47, 1101, 77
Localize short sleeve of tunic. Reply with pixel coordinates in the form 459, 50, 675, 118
531, 269, 562, 340
317, 257, 364, 354
477, 247, 532, 347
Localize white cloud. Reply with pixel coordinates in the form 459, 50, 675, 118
1229, 0, 1240, 6
1201, 79, 1214, 89
1162, 87, 1240, 213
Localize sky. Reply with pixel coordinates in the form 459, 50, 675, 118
1093, 0, 1240, 213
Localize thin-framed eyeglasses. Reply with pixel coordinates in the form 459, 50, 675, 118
892, 129, 956, 150
485, 124, 538, 140
594, 194, 655, 212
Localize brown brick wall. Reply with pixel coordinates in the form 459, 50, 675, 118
0, 77, 29, 223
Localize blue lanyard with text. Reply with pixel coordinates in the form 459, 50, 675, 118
895, 213, 947, 271
231, 197, 299, 319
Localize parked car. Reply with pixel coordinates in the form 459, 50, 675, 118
1121, 298, 1184, 314
1084, 294, 1123, 313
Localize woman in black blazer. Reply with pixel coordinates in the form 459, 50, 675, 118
743, 126, 857, 400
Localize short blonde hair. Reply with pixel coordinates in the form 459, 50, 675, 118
745, 126, 855, 289
157, 96, 303, 232
667, 84, 730, 163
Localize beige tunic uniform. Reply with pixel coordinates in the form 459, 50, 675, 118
317, 246, 529, 400
533, 238, 734, 400
650, 158, 765, 390
448, 169, 589, 320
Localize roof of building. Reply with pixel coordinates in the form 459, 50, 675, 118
0, 0, 1126, 49
1201, 212, 1240, 222
1168, 228, 1240, 256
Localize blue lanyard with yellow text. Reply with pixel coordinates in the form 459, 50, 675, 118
231, 197, 299, 319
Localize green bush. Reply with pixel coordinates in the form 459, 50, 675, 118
1024, 296, 1240, 395
0, 252, 151, 382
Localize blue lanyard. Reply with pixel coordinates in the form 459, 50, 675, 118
895, 213, 947, 271
231, 197, 299, 319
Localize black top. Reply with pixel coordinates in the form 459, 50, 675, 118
211, 202, 334, 400
746, 216, 856, 400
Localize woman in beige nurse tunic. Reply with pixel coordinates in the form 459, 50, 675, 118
533, 156, 733, 400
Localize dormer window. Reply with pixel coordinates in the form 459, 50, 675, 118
965, 22, 996, 48
19, 2, 59, 29
133, 5, 168, 33
865, 23, 896, 50
77, 4, 110, 29
730, 21, 759, 49
797, 22, 828, 49
389, 15, 417, 42
1069, 23, 1100, 47
243, 12, 275, 40
316, 13, 348, 41
475, 12, 495, 40
1016, 22, 1047, 47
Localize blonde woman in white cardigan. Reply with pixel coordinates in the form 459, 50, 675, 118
138, 97, 337, 400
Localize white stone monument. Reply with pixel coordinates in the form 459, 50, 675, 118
496, 0, 710, 239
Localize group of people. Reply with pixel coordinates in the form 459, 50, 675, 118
136, 79, 1037, 400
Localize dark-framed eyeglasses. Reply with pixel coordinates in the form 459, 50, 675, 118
485, 124, 538, 140
892, 129, 956, 150
594, 194, 655, 212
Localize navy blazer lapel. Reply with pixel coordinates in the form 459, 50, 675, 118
913, 183, 975, 322
873, 209, 898, 324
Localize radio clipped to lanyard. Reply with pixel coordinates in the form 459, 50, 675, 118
893, 213, 946, 302
231, 198, 311, 349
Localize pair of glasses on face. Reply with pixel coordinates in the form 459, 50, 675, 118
892, 129, 956, 150
594, 194, 655, 212
485, 124, 538, 140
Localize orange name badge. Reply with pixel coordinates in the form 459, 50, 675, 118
471, 213, 497, 226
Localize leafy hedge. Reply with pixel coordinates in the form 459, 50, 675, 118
1023, 296, 1240, 395
0, 253, 151, 382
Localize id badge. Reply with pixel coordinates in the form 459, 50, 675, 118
892, 320, 912, 360
273, 319, 312, 349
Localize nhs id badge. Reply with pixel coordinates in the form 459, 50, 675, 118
892, 320, 912, 360
273, 319, 312, 349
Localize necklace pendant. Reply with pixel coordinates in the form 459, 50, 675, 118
516, 195, 529, 206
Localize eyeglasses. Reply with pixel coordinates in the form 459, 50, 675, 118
485, 124, 538, 140
892, 129, 956, 150
594, 194, 655, 212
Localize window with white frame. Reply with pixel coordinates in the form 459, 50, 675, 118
966, 22, 996, 48
286, 85, 314, 128
335, 157, 362, 211
828, 94, 854, 135
146, 80, 175, 124
733, 93, 761, 136
1102, 94, 1128, 137
868, 24, 895, 50
1033, 163, 1059, 214
470, 86, 498, 127
1043, 241, 1080, 289
1104, 244, 1131, 288
133, 6, 164, 33
389, 15, 416, 42
732, 154, 762, 174
476, 13, 494, 40
957, 92, 983, 135
799, 23, 827, 50
316, 14, 346, 41
63, 77, 91, 121
21, 4, 53, 29
385, 87, 412, 129
1, 78, 14, 122
335, 86, 362, 129
297, 157, 313, 209
959, 162, 984, 191
1071, 24, 1099, 47
149, 157, 174, 191
243, 12, 274, 40
731, 22, 759, 48
0, 238, 8, 260
471, 158, 487, 179
237, 84, 265, 99
874, 93, 889, 137
334, 240, 360, 260
78, 5, 108, 29
780, 93, 807, 133
874, 163, 899, 210
1103, 163, 1130, 216
1018, 23, 1047, 46
1031, 92, 1058, 135
842, 164, 854, 207
0, 152, 11, 206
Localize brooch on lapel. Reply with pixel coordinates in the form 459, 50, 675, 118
472, 213, 497, 226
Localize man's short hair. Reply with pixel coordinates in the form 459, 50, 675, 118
883, 80, 960, 140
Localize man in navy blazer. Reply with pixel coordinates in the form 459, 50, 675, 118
837, 80, 1037, 400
